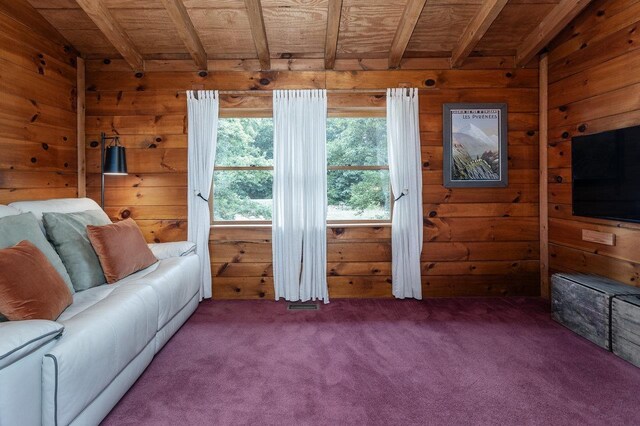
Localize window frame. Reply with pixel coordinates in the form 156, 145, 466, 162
325, 168, 392, 226
212, 167, 393, 225
212, 100, 391, 226
211, 115, 274, 224
211, 165, 274, 225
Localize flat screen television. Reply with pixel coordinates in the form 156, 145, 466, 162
572, 124, 640, 223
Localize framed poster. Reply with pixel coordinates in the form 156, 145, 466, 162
443, 103, 508, 188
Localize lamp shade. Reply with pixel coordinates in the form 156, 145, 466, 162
104, 146, 127, 175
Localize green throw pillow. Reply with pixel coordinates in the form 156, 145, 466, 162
0, 213, 74, 294
43, 210, 111, 292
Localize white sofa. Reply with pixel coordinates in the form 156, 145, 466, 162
0, 198, 201, 426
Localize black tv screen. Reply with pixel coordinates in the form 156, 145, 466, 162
572, 124, 640, 223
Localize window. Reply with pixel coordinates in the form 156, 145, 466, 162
327, 118, 390, 222
212, 116, 390, 223
213, 118, 273, 222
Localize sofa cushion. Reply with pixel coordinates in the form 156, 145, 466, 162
66, 255, 200, 331
42, 283, 158, 426
57, 285, 116, 322
0, 213, 74, 293
87, 218, 158, 283
58, 261, 165, 322
0, 241, 73, 321
135, 255, 200, 330
43, 210, 110, 292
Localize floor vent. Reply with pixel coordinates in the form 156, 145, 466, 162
287, 303, 319, 311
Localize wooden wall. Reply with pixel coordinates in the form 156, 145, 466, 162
546, 0, 640, 288
0, 3, 78, 204
84, 59, 540, 299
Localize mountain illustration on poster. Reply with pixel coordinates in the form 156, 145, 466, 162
443, 103, 508, 188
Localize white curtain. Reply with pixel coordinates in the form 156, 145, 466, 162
272, 90, 329, 303
186, 90, 219, 300
387, 88, 423, 299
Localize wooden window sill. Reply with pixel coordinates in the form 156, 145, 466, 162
211, 222, 391, 229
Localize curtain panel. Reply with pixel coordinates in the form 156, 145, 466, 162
186, 90, 219, 300
387, 88, 423, 299
272, 89, 329, 303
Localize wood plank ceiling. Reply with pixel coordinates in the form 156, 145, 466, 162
27, 0, 590, 71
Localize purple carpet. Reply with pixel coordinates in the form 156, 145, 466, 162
102, 298, 640, 425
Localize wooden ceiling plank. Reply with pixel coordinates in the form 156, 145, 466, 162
450, 0, 509, 69
75, 0, 144, 72
388, 0, 428, 69
160, 0, 208, 71
244, 0, 270, 70
324, 0, 343, 70
515, 0, 592, 67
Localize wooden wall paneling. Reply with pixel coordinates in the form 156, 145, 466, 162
539, 54, 549, 298
0, 92, 76, 129
0, 23, 76, 84
1, 23, 72, 67
549, 243, 640, 287
210, 225, 394, 299
84, 91, 386, 117
547, 0, 640, 287
87, 71, 326, 91
548, 15, 640, 84
422, 241, 539, 262
548, 84, 640, 131
0, 3, 77, 205
548, 50, 640, 110
548, 0, 640, 70
422, 275, 539, 297
549, 218, 640, 264
0, 60, 76, 111
77, 56, 86, 197
85, 66, 540, 299
326, 69, 539, 90
85, 56, 526, 73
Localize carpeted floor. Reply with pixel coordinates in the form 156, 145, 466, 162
101, 298, 640, 426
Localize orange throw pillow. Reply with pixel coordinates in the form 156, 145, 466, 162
87, 218, 157, 283
0, 240, 73, 321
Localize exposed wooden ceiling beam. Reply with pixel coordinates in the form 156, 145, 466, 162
515, 0, 592, 67
388, 0, 428, 69
244, 0, 270, 70
75, 0, 144, 72
324, 0, 343, 70
160, 0, 208, 71
450, 0, 508, 68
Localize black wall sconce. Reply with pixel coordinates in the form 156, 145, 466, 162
101, 132, 128, 208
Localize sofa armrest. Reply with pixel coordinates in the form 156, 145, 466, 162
148, 241, 196, 260
0, 320, 63, 369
